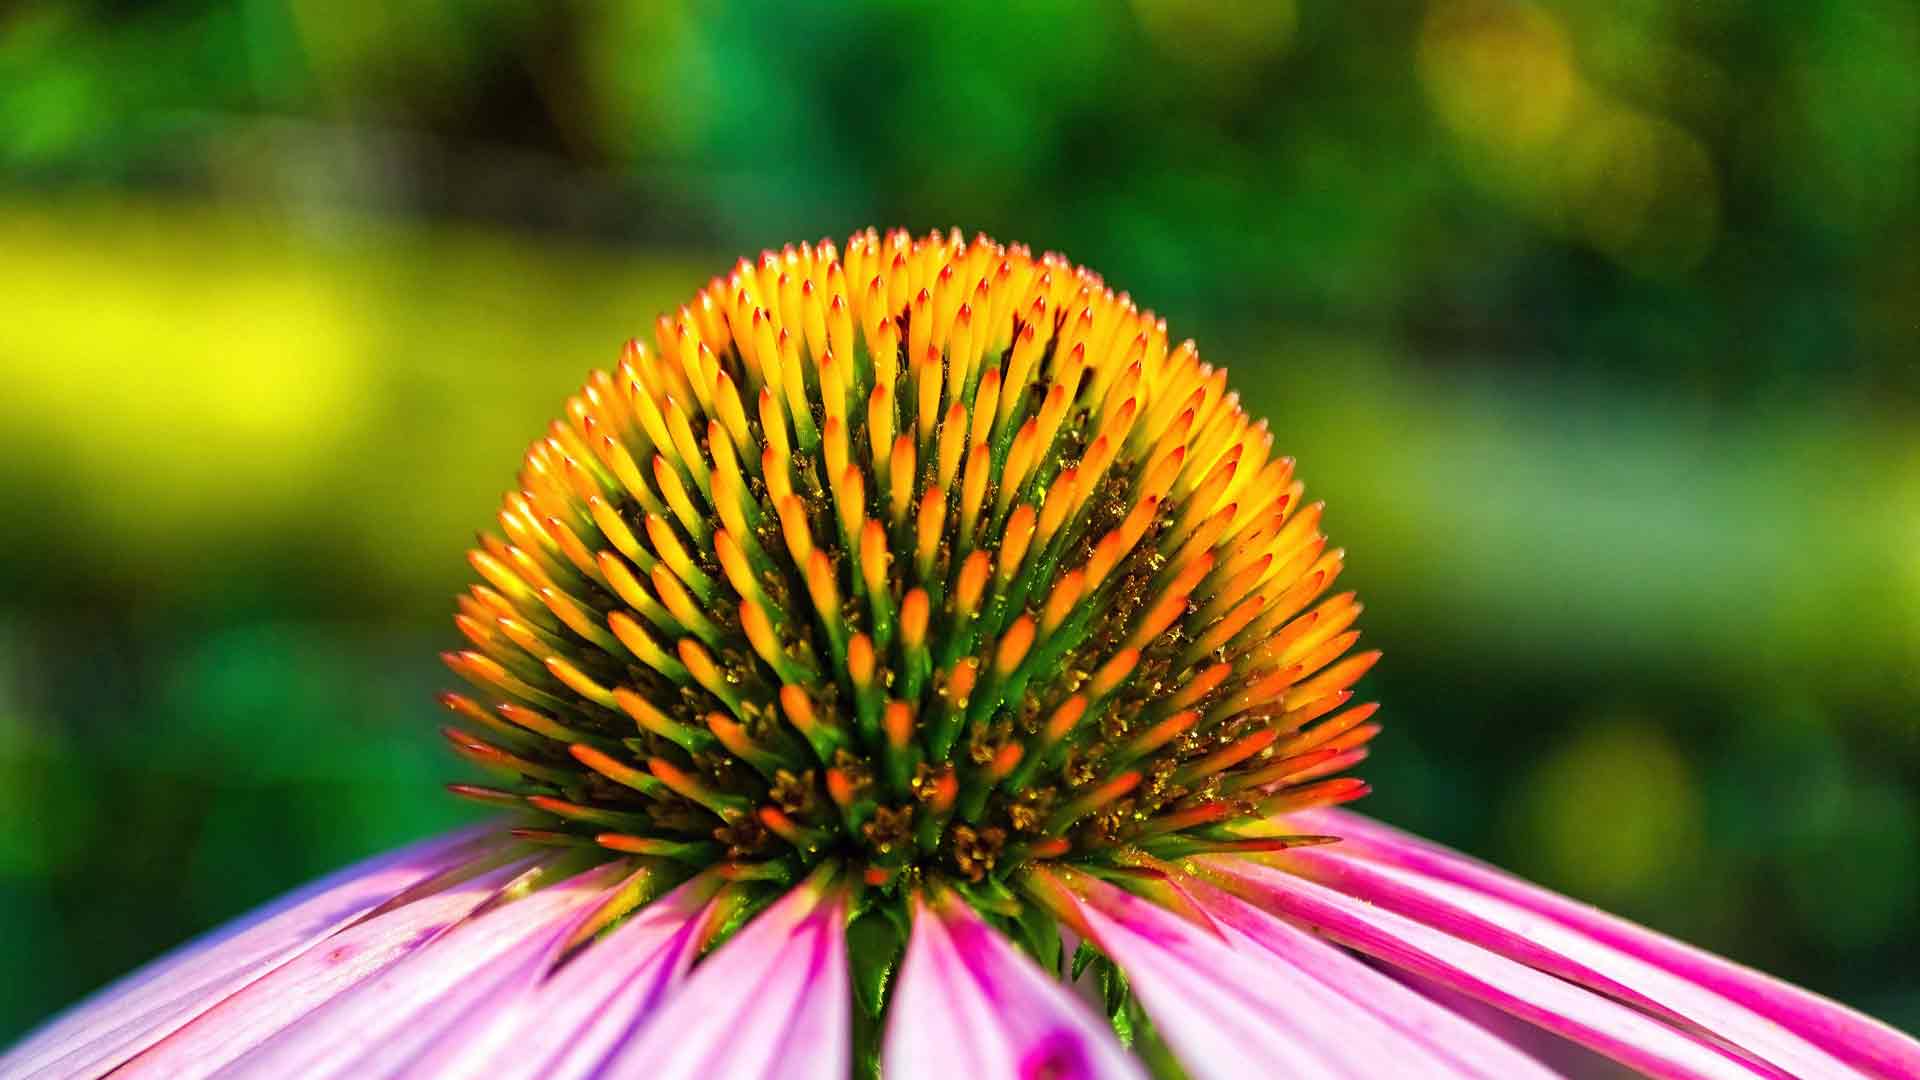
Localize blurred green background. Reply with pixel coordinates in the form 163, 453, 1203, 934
2, 0, 1916, 1043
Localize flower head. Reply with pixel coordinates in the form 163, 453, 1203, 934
7, 229, 1917, 1080
442, 227, 1375, 892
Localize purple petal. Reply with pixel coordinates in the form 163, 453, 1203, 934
400, 872, 723, 1080
141, 858, 627, 1078
1386, 966, 1669, 1078
1292, 808, 1920, 1080
1273, 843, 1867, 1078
1031, 867, 1487, 1080
0, 826, 496, 1080
1172, 874, 1560, 1079
266, 865, 622, 1078
597, 872, 851, 1080
1200, 856, 1780, 1080
884, 892, 1145, 1080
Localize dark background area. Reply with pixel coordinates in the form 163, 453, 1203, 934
1, 0, 1915, 1040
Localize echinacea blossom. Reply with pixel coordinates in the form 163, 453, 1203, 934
7, 229, 1916, 1080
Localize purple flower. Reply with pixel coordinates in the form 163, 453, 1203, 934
8, 230, 1914, 1079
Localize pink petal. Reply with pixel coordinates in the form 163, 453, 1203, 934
1275, 843, 1867, 1078
401, 872, 723, 1080
158, 858, 628, 1078
1200, 856, 1779, 1080
1029, 867, 1485, 1080
597, 873, 851, 1080
1293, 807, 1920, 1080
1171, 874, 1560, 1079
1386, 966, 1664, 1077
0, 826, 496, 1080
884, 892, 1145, 1080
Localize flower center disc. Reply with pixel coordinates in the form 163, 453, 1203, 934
441, 228, 1380, 895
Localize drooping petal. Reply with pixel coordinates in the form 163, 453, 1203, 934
884, 891, 1145, 1080
397, 872, 723, 1080
597, 869, 851, 1080
1289, 807, 1920, 1080
1025, 866, 1489, 1080
139, 858, 629, 1078
1199, 856, 1780, 1080
1171, 874, 1560, 1079
1386, 966, 1670, 1078
0, 825, 497, 1080
1271, 842, 1869, 1078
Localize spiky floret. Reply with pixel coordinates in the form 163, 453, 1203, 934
442, 227, 1380, 898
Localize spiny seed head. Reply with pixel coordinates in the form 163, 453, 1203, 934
443, 228, 1380, 890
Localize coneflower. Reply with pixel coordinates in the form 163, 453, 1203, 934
7, 229, 1915, 1080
